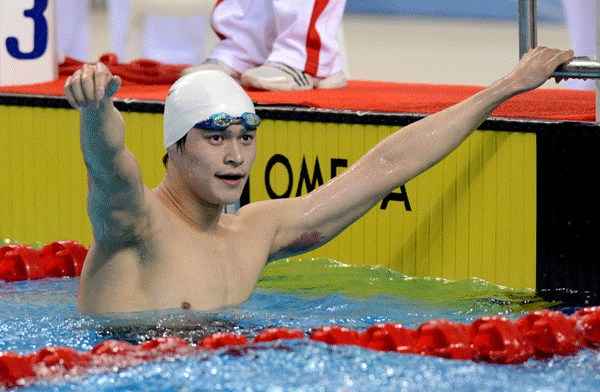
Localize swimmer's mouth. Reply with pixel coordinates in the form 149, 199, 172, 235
216, 173, 245, 181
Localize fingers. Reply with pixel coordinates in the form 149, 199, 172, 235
543, 48, 574, 83
507, 47, 575, 92
63, 63, 118, 110
544, 48, 574, 69
93, 66, 108, 102
520, 47, 574, 84
528, 46, 574, 69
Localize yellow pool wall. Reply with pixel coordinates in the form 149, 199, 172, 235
0, 106, 536, 288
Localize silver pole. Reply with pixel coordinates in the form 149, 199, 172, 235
518, 0, 600, 83
519, 0, 537, 58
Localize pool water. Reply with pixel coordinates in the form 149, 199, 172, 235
1, 258, 599, 392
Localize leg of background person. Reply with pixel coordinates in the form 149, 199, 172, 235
239, 0, 348, 90
56, 0, 90, 61
208, 0, 276, 73
267, 0, 346, 79
561, 0, 596, 90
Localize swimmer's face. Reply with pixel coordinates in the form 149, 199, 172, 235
168, 122, 256, 205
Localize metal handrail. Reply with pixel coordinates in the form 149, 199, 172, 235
519, 0, 600, 79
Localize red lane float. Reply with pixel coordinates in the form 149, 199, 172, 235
358, 323, 416, 354
515, 310, 583, 359
414, 320, 473, 360
0, 353, 37, 389
310, 326, 360, 345
470, 316, 534, 364
571, 306, 600, 348
39, 241, 87, 278
0, 244, 45, 283
253, 328, 305, 343
0, 241, 88, 283
199, 333, 249, 350
1, 309, 600, 389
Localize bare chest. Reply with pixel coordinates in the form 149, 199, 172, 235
146, 223, 270, 309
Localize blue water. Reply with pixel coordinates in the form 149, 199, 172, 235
1, 258, 600, 392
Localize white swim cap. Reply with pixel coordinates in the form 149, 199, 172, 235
163, 70, 255, 149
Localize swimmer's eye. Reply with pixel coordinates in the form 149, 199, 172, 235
206, 134, 225, 144
240, 133, 255, 144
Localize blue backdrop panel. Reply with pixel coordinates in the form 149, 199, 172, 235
345, 0, 565, 23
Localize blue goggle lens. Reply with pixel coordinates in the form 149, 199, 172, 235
195, 112, 260, 131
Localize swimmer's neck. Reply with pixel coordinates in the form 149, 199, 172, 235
154, 178, 224, 232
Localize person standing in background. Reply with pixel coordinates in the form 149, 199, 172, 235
183, 0, 348, 91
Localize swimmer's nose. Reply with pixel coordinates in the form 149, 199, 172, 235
223, 140, 244, 166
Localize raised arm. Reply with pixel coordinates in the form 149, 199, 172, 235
259, 47, 574, 261
64, 63, 146, 245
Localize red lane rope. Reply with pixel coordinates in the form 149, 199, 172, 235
1, 307, 599, 389
0, 241, 87, 283
2, 242, 600, 388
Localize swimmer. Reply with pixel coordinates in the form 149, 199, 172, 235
63, 47, 573, 314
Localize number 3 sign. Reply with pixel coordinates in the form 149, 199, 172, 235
0, 0, 57, 86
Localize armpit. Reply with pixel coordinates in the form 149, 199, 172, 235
279, 231, 325, 256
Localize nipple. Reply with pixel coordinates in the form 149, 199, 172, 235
181, 301, 191, 309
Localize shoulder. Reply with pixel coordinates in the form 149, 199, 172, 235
235, 197, 301, 222
234, 199, 280, 228
233, 198, 303, 237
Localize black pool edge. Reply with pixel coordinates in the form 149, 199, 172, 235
536, 127, 600, 308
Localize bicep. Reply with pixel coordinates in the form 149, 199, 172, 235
260, 165, 387, 261
254, 135, 424, 261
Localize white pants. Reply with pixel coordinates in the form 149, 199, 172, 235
108, 0, 209, 65
561, 0, 596, 90
209, 0, 346, 77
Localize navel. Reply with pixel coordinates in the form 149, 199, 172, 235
181, 301, 191, 310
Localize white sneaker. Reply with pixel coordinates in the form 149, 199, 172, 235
181, 59, 241, 82
241, 62, 347, 91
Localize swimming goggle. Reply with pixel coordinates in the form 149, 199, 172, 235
194, 112, 260, 131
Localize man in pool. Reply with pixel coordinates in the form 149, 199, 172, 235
64, 47, 573, 314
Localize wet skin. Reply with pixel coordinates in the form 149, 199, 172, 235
64, 47, 574, 314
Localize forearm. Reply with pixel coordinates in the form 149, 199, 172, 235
80, 100, 145, 240
377, 46, 575, 185
372, 76, 521, 187
80, 99, 127, 178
